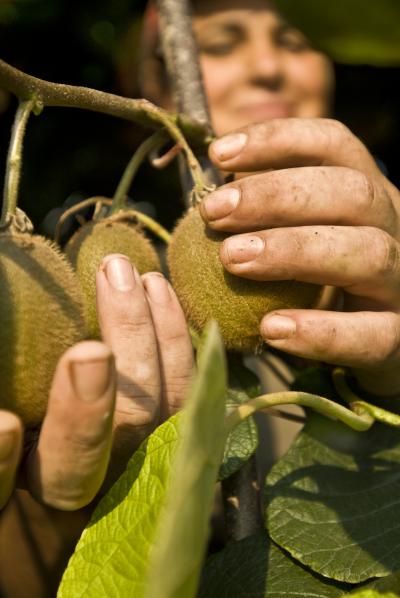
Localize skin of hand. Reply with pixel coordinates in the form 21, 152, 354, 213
0, 253, 194, 512
201, 117, 400, 397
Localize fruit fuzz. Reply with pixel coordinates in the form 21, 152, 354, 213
168, 207, 321, 352
65, 211, 161, 337
0, 231, 87, 427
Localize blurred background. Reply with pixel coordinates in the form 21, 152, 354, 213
0, 0, 398, 237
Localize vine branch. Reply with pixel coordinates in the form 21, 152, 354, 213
0, 58, 211, 199
0, 58, 207, 141
156, 0, 223, 201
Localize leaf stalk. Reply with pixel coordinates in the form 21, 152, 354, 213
225, 391, 374, 434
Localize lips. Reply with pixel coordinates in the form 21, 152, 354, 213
236, 102, 294, 120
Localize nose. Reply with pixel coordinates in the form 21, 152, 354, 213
246, 37, 284, 88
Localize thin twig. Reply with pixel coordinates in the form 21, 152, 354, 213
1, 99, 35, 226
54, 197, 112, 244
112, 130, 169, 213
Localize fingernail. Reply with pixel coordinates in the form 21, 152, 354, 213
223, 235, 264, 263
202, 187, 240, 221
71, 356, 112, 402
212, 133, 247, 161
261, 315, 296, 340
143, 273, 171, 304
104, 255, 136, 291
0, 433, 15, 461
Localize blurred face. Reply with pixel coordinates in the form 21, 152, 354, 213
192, 0, 334, 135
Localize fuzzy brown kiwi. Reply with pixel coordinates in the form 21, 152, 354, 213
0, 231, 88, 427
65, 211, 161, 337
167, 206, 321, 352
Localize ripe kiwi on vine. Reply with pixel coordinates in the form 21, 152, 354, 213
65, 204, 161, 337
0, 100, 88, 428
0, 210, 88, 427
63, 131, 178, 338
167, 205, 321, 353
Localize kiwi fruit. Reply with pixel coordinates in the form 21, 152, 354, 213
167, 207, 321, 352
65, 211, 161, 337
0, 231, 88, 427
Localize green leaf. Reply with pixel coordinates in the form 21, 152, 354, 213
265, 413, 400, 583
57, 414, 181, 598
275, 0, 400, 66
220, 388, 258, 480
198, 532, 350, 597
58, 321, 227, 598
345, 592, 399, 597
219, 359, 260, 480
144, 320, 227, 598
345, 572, 400, 596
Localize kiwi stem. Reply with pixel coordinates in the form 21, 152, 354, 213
111, 130, 170, 214
54, 197, 113, 244
332, 366, 400, 427
128, 210, 172, 244
225, 390, 374, 434
1, 99, 35, 227
54, 197, 172, 245
0, 58, 212, 199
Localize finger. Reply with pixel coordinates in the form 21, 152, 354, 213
220, 225, 400, 304
25, 341, 115, 510
96, 254, 161, 451
209, 118, 382, 177
200, 167, 396, 236
142, 272, 194, 420
260, 309, 400, 372
0, 411, 23, 509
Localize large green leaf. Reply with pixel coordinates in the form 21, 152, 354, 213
198, 532, 350, 597
57, 414, 180, 597
275, 0, 400, 66
144, 321, 227, 598
265, 413, 400, 583
58, 321, 227, 598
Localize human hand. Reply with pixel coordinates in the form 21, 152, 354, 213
1, 254, 193, 511
201, 118, 400, 397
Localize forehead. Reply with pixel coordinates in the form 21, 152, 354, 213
192, 0, 277, 15
191, 0, 285, 30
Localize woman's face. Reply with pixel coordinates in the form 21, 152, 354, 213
191, 0, 334, 135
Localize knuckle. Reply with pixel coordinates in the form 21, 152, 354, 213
66, 428, 106, 453
114, 401, 159, 434
356, 171, 376, 210
322, 119, 352, 154
373, 229, 400, 279
41, 490, 93, 511
379, 314, 400, 364
110, 314, 152, 338
323, 118, 351, 140
250, 120, 282, 149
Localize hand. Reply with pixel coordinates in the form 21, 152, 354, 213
0, 411, 22, 509
202, 118, 400, 397
1, 254, 193, 511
